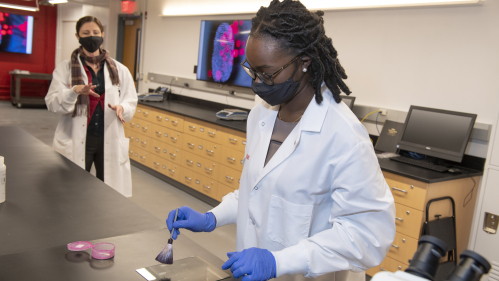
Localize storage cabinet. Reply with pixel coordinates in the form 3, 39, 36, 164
126, 104, 242, 202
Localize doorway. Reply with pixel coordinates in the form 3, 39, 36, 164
116, 15, 142, 91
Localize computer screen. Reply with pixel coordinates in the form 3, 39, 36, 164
197, 20, 252, 88
0, 12, 33, 54
398, 106, 477, 162
341, 95, 355, 109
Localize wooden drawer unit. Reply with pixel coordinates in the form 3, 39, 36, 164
164, 128, 183, 149
386, 232, 418, 265
125, 120, 138, 132
133, 118, 152, 136
165, 112, 184, 132
218, 165, 241, 190
150, 123, 166, 142
163, 161, 181, 181
150, 139, 166, 157
184, 118, 201, 137
137, 148, 150, 167
166, 146, 182, 165
181, 151, 219, 180
183, 134, 202, 155
184, 117, 223, 144
201, 138, 221, 162
150, 155, 164, 173
135, 133, 151, 151
150, 108, 169, 127
183, 169, 218, 199
395, 203, 424, 239
129, 147, 139, 162
199, 176, 218, 199
221, 146, 244, 171
182, 151, 201, 171
384, 172, 427, 210
222, 130, 246, 152
217, 183, 236, 202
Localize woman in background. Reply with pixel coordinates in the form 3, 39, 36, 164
45, 16, 137, 197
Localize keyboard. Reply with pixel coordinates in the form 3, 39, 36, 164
390, 156, 448, 172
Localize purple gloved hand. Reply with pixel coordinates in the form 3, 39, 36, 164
166, 206, 216, 239
222, 247, 276, 281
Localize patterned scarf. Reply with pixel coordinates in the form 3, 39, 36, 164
70, 46, 120, 117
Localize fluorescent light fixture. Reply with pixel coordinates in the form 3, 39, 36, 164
48, 0, 68, 3
161, 0, 481, 16
26, 16, 34, 54
0, 2, 39, 11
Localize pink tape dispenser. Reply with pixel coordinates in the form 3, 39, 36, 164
67, 241, 115, 260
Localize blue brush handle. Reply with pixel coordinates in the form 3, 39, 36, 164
169, 208, 179, 239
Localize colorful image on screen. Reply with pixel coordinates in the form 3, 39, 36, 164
0, 12, 33, 54
197, 20, 252, 88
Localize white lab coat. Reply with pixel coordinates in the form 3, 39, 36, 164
45, 55, 137, 197
211, 87, 395, 280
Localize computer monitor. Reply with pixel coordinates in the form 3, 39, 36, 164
341, 95, 355, 109
398, 106, 477, 163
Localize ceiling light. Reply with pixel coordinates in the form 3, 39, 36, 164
48, 0, 68, 3
161, 0, 482, 16
0, 2, 39, 11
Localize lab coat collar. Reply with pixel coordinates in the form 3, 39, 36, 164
251, 86, 332, 189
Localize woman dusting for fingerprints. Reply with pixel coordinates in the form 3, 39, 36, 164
45, 16, 137, 197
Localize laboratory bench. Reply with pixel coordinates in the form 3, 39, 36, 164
130, 99, 483, 277
0, 127, 341, 280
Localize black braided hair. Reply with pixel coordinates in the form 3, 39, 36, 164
250, 0, 351, 104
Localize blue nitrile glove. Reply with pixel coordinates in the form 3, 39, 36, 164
166, 206, 217, 239
222, 248, 276, 281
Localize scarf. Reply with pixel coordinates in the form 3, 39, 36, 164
70, 46, 120, 117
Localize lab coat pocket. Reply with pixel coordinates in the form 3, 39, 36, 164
119, 138, 130, 164
267, 195, 313, 247
53, 138, 73, 160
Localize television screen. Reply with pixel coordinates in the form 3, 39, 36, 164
0, 12, 33, 54
197, 20, 252, 88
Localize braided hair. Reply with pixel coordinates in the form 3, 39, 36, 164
250, 0, 351, 104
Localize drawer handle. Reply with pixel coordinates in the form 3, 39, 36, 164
142, 127, 148, 131
143, 111, 148, 116
380, 267, 387, 271
242, 141, 246, 145
195, 180, 200, 184
229, 137, 237, 143
153, 162, 159, 166
140, 156, 146, 159
164, 133, 168, 137
154, 147, 160, 151
164, 118, 169, 122
171, 137, 177, 141
227, 157, 235, 161
141, 141, 147, 145
162, 165, 166, 169
156, 116, 162, 120
168, 169, 175, 173
163, 149, 167, 153
185, 176, 192, 181
203, 185, 211, 189
136, 124, 140, 128
129, 123, 135, 127
391, 244, 399, 249
129, 150, 133, 153
187, 143, 195, 147
186, 160, 193, 164
395, 217, 404, 221
155, 131, 161, 136
208, 131, 216, 135
225, 176, 233, 180
391, 187, 407, 193
135, 138, 139, 142
129, 136, 133, 140
138, 109, 141, 113
206, 149, 214, 154
134, 153, 138, 157
169, 153, 176, 158
189, 125, 196, 130
205, 167, 212, 172
172, 120, 178, 125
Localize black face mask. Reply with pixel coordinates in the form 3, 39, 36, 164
79, 36, 103, 53
251, 64, 304, 106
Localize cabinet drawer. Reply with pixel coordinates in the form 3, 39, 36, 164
185, 117, 223, 144
129, 147, 139, 162
395, 203, 424, 239
182, 168, 203, 192
150, 139, 167, 157
137, 148, 150, 167
386, 232, 418, 265
151, 109, 169, 127
182, 151, 201, 171
150, 124, 166, 142
165, 112, 184, 132
216, 183, 236, 202
367, 256, 409, 276
222, 130, 246, 152
163, 161, 181, 181
125, 120, 138, 132
181, 151, 219, 180
134, 119, 152, 136
166, 146, 182, 165
184, 118, 201, 137
201, 138, 221, 162
384, 172, 427, 210
183, 134, 202, 155
221, 146, 244, 171
199, 177, 218, 199
164, 128, 183, 149
135, 133, 151, 151
218, 165, 242, 190
150, 155, 164, 173
136, 105, 152, 121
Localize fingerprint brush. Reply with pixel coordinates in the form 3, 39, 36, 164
155, 208, 178, 264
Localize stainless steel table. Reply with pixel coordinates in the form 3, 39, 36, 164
9, 71, 52, 108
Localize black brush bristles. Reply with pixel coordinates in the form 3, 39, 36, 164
156, 238, 174, 264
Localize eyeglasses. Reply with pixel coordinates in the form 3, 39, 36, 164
240, 55, 301, 86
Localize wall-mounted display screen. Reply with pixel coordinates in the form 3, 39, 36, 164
196, 20, 252, 88
0, 12, 34, 54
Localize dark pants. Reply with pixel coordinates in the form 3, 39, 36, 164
85, 134, 104, 181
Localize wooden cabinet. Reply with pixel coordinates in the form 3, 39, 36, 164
127, 104, 244, 202
367, 172, 481, 276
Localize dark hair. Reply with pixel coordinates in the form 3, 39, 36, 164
76, 16, 104, 35
250, 0, 351, 104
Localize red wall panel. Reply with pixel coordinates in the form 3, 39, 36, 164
0, 4, 57, 100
